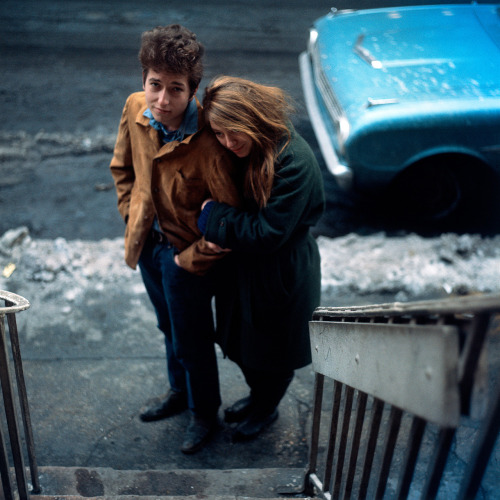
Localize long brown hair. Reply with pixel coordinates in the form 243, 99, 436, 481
203, 76, 293, 207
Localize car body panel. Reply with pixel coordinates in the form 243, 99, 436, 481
300, 3, 500, 192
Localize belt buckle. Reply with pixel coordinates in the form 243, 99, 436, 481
151, 230, 164, 244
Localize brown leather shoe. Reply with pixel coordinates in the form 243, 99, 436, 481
140, 390, 188, 422
181, 414, 218, 454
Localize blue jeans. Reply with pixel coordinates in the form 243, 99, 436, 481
138, 235, 221, 419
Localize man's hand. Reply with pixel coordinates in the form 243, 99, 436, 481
206, 241, 231, 254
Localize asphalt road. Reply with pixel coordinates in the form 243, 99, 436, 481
0, 0, 337, 135
3, 0, 499, 242
0, 0, 339, 240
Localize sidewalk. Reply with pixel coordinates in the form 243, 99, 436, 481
3, 263, 500, 498
11, 269, 315, 473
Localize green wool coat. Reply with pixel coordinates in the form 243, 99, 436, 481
205, 129, 326, 372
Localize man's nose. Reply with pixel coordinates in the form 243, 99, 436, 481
158, 90, 169, 105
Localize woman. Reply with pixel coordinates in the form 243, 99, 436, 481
198, 76, 325, 441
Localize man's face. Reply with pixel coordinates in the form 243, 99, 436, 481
143, 69, 195, 131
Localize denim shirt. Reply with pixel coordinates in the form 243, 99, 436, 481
143, 98, 198, 144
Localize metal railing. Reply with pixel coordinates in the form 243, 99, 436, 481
1, 291, 40, 499
303, 292, 500, 499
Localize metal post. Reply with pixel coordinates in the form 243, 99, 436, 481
0, 313, 29, 499
458, 376, 500, 500
6, 312, 40, 493
0, 423, 15, 500
0, 291, 36, 500
303, 373, 324, 497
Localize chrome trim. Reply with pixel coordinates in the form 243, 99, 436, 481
354, 34, 383, 69
366, 97, 399, 108
309, 35, 350, 147
480, 145, 500, 153
330, 7, 356, 16
299, 51, 353, 190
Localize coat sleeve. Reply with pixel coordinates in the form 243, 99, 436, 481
204, 138, 324, 254
176, 147, 243, 275
110, 98, 135, 223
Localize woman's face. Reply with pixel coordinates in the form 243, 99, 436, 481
210, 121, 253, 158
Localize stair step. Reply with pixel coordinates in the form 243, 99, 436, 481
32, 466, 308, 498
34, 497, 294, 500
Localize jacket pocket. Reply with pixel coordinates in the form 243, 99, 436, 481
171, 169, 208, 211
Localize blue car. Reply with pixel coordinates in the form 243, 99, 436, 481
300, 2, 500, 221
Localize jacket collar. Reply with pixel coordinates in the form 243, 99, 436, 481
135, 97, 205, 147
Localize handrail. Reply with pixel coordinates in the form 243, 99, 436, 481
1, 290, 39, 500
313, 292, 500, 319
305, 292, 500, 499
0, 291, 30, 315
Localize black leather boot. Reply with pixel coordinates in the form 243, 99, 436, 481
232, 407, 279, 441
181, 414, 218, 454
140, 390, 188, 422
224, 395, 255, 423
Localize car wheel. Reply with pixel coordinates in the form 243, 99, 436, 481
387, 162, 462, 222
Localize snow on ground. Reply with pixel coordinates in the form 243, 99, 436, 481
1, 226, 500, 308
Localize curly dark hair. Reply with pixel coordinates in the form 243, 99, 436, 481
139, 24, 204, 96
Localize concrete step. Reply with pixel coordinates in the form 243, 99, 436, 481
31, 466, 309, 499
34, 497, 296, 500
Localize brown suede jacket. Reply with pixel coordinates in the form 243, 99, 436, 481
110, 91, 240, 275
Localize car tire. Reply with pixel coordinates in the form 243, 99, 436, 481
387, 161, 462, 222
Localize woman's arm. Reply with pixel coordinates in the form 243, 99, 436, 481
202, 137, 324, 254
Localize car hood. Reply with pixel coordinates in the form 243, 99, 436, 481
314, 3, 500, 120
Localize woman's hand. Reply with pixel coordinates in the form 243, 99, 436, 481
202, 198, 214, 210
199, 199, 229, 253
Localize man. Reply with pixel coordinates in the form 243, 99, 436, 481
110, 24, 239, 454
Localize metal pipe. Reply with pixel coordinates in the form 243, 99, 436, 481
0, 291, 36, 500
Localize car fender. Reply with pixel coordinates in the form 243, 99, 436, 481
400, 145, 490, 174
